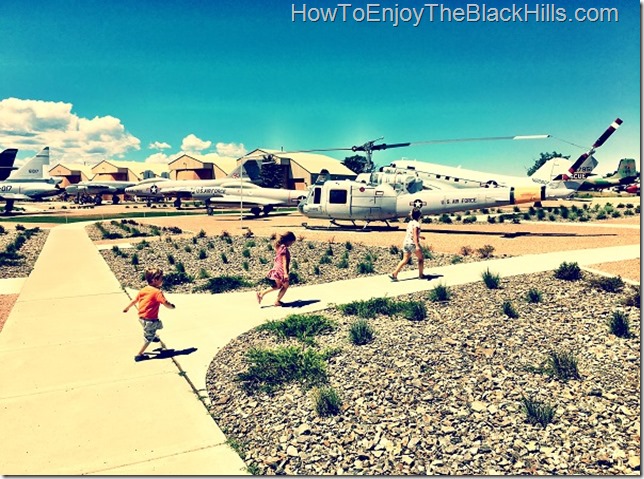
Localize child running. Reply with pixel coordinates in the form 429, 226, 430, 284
257, 231, 297, 306
389, 208, 427, 281
123, 267, 176, 362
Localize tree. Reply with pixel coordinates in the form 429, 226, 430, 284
527, 151, 570, 177
342, 155, 373, 175
259, 155, 286, 188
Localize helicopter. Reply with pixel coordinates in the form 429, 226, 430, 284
297, 128, 608, 230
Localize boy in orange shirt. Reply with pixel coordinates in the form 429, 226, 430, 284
123, 268, 176, 362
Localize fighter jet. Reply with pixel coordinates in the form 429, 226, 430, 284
65, 179, 137, 205
0, 147, 64, 214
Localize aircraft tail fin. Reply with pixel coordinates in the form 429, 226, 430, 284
545, 118, 622, 197
615, 158, 636, 178
0, 148, 18, 181
11, 147, 50, 180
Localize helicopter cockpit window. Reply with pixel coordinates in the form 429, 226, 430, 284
313, 187, 321, 204
329, 189, 348, 204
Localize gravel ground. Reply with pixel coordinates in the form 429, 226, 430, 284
206, 272, 641, 475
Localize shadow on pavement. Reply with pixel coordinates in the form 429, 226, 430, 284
280, 299, 321, 308
150, 347, 198, 359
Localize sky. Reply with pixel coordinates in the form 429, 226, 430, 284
0, 0, 640, 176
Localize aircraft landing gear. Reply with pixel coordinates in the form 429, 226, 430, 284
1, 199, 15, 215
94, 195, 102, 205
250, 206, 261, 216
263, 205, 274, 216
112, 194, 120, 205
174, 198, 182, 209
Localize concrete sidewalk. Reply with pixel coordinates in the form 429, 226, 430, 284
0, 222, 639, 475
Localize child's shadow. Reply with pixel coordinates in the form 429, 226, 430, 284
280, 299, 321, 308
150, 347, 198, 359
260, 299, 321, 309
396, 273, 444, 282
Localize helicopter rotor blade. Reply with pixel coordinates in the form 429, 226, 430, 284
567, 118, 622, 174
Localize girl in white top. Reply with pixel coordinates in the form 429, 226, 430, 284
389, 208, 426, 281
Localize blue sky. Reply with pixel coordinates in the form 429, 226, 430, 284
0, 0, 639, 176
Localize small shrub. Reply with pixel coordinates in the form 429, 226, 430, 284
609, 310, 632, 338
481, 268, 501, 289
421, 245, 434, 259
166, 253, 175, 265
242, 261, 249, 271
345, 241, 353, 251
521, 396, 555, 427
450, 255, 463, 264
526, 288, 542, 303
554, 261, 582, 281
184, 245, 192, 253
389, 245, 399, 255
313, 386, 342, 417
319, 255, 332, 265
197, 275, 251, 294
242, 248, 251, 258
439, 213, 452, 224
460, 245, 473, 256
349, 319, 375, 345
220, 252, 228, 264
131, 253, 139, 266
428, 284, 451, 302
477, 244, 495, 258
198, 249, 207, 260
502, 301, 519, 319
462, 215, 477, 224
588, 275, 624, 293
623, 288, 640, 308
336, 257, 349, 269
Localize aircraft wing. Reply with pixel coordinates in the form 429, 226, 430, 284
0, 193, 35, 201
208, 195, 285, 207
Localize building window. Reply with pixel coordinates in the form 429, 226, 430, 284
329, 189, 348, 204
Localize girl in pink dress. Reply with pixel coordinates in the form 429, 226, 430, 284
257, 231, 296, 306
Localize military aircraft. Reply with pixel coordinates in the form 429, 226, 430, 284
623, 182, 640, 195
65, 179, 137, 205
125, 156, 294, 214
0, 149, 18, 180
379, 119, 623, 191
576, 158, 638, 191
123, 177, 171, 206
0, 147, 64, 214
203, 181, 305, 216
298, 141, 601, 229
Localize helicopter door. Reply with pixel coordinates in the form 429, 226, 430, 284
324, 186, 351, 219
349, 184, 395, 220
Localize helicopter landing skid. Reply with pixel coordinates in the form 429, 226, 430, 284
301, 220, 399, 232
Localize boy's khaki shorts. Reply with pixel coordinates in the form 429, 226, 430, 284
139, 318, 163, 342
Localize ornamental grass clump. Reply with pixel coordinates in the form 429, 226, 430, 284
313, 386, 342, 417
609, 310, 632, 338
428, 283, 451, 302
502, 300, 519, 319
482, 268, 501, 289
235, 345, 329, 394
349, 319, 375, 345
338, 297, 397, 318
258, 314, 334, 345
521, 396, 555, 427
526, 288, 542, 303
547, 349, 581, 381
196, 275, 251, 294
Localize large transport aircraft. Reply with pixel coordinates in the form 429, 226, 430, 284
0, 147, 64, 214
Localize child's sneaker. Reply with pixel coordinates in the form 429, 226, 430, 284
152, 336, 161, 343
134, 354, 148, 362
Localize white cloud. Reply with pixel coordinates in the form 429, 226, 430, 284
144, 152, 172, 164
216, 141, 247, 157
181, 134, 211, 153
149, 141, 171, 150
0, 98, 140, 164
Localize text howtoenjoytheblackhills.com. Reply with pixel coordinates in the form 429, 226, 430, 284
291, 3, 619, 27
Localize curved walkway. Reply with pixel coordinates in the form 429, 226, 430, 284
0, 221, 639, 474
